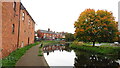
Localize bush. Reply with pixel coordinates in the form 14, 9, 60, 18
73, 40, 84, 46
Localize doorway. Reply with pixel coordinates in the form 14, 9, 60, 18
28, 37, 30, 45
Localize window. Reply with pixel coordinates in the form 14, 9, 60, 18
21, 41, 24, 47
22, 12, 25, 21
24, 30, 26, 33
12, 24, 15, 34
13, 2, 16, 11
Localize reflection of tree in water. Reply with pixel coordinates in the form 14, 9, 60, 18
64, 43, 72, 52
74, 50, 119, 68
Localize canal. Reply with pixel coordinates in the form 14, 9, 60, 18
43, 43, 120, 67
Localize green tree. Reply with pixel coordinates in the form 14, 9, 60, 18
74, 9, 118, 46
65, 33, 75, 42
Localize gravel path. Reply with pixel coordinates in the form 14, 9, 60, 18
16, 45, 49, 67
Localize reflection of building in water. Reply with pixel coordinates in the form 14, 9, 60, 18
47, 52, 49, 55
43, 44, 65, 53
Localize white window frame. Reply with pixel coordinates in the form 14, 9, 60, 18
22, 12, 25, 21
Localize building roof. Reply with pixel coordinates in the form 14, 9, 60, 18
20, 3, 36, 24
37, 29, 67, 36
40, 30, 58, 34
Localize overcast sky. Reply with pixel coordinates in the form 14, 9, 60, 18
21, 0, 120, 33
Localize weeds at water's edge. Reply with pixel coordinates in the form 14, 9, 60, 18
38, 46, 43, 56
38, 54, 43, 56
2, 42, 40, 67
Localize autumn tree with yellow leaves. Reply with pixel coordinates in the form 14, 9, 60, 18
74, 9, 118, 46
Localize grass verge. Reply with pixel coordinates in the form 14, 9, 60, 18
70, 43, 120, 55
2, 42, 40, 67
41, 40, 61, 46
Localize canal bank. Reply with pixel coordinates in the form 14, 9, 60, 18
70, 43, 120, 55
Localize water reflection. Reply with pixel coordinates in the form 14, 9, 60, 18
43, 43, 75, 66
74, 50, 119, 68
43, 43, 120, 67
43, 44, 66, 55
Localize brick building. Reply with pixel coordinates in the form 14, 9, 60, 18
18, 4, 35, 48
1, 1, 35, 58
37, 28, 65, 40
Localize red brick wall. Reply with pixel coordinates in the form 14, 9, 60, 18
18, 7, 35, 48
2, 2, 35, 58
0, 2, 2, 58
2, 2, 20, 58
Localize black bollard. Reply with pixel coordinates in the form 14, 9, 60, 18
41, 43, 43, 47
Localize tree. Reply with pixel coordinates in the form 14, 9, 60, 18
65, 33, 75, 42
74, 9, 118, 46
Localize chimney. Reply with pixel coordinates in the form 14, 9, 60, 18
48, 28, 50, 32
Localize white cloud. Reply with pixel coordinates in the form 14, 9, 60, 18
21, 0, 120, 33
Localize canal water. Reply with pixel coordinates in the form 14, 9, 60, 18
43, 43, 120, 67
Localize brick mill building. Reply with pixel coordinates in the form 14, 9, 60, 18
1, 1, 35, 58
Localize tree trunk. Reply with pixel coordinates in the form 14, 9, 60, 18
93, 41, 95, 47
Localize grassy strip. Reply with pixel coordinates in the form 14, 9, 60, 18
70, 43, 120, 55
41, 40, 61, 46
38, 45, 43, 56
82, 42, 111, 47
2, 42, 40, 67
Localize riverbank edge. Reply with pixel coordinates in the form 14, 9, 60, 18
43, 54, 49, 66
39, 45, 49, 67
70, 43, 120, 55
